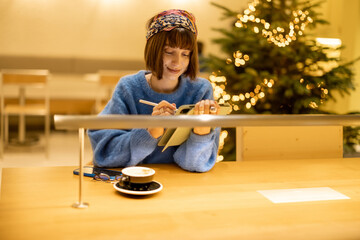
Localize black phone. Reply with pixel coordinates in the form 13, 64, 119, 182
73, 166, 123, 178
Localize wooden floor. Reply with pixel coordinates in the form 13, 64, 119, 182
0, 130, 93, 167
0, 130, 93, 193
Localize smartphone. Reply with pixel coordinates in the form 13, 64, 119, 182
73, 166, 123, 178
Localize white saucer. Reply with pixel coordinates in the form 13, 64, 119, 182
113, 181, 163, 195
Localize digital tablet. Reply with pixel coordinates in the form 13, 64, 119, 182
158, 103, 232, 150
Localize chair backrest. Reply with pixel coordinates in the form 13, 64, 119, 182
98, 70, 133, 86
1, 69, 50, 110
1, 69, 49, 86
93, 70, 134, 113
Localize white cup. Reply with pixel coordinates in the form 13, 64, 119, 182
119, 167, 155, 187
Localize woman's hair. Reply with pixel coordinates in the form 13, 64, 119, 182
144, 11, 199, 80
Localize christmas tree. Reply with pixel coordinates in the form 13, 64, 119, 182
204, 0, 359, 160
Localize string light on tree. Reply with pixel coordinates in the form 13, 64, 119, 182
226, 50, 250, 67
209, 72, 275, 111
235, 0, 314, 47
297, 77, 329, 109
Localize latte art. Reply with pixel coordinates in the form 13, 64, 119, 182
122, 167, 155, 177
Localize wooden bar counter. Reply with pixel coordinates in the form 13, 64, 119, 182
1, 158, 360, 240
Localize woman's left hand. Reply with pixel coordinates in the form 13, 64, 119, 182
193, 100, 220, 135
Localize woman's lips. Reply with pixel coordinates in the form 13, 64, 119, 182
167, 67, 181, 74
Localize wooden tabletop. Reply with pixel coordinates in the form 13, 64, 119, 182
1, 158, 360, 240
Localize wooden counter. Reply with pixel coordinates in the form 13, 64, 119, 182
1, 158, 360, 240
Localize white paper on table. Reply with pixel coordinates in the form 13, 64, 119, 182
257, 187, 350, 203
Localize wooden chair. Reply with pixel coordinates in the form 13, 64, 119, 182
0, 69, 50, 159
93, 70, 134, 113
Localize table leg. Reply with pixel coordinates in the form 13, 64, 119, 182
72, 128, 89, 209
10, 87, 38, 146
18, 114, 25, 142
18, 87, 26, 143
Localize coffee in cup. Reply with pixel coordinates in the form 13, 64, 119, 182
119, 166, 155, 190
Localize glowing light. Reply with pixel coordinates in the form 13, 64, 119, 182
231, 50, 249, 67
209, 75, 226, 83
309, 101, 318, 109
223, 94, 231, 101
235, 21, 243, 28
232, 95, 240, 101
221, 130, 228, 138
316, 38, 342, 59
306, 84, 314, 90
234, 51, 242, 58
235, 2, 314, 47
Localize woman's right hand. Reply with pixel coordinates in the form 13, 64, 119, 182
148, 100, 177, 139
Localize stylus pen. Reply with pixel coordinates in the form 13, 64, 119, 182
139, 99, 158, 107
139, 99, 179, 112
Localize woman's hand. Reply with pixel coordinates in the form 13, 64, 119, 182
148, 100, 177, 139
193, 100, 220, 135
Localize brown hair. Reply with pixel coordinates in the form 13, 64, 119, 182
144, 21, 198, 80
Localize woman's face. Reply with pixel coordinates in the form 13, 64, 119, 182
162, 45, 191, 81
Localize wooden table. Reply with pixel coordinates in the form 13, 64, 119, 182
1, 158, 360, 240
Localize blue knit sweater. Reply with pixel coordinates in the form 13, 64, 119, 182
88, 70, 220, 172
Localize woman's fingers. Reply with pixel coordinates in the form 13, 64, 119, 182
194, 100, 219, 115
210, 101, 220, 115
203, 100, 210, 114
153, 100, 176, 115
153, 99, 219, 116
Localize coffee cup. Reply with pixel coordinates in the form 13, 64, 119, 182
119, 166, 155, 190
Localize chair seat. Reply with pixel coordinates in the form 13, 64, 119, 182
1, 69, 50, 159
4, 104, 47, 115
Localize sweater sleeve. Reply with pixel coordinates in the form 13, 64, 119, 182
173, 128, 220, 172
87, 75, 158, 167
88, 128, 159, 167
172, 79, 221, 172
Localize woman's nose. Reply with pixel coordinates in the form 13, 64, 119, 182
171, 54, 181, 65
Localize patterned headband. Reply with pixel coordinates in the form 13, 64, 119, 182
146, 9, 198, 41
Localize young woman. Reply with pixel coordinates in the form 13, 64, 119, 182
88, 9, 221, 172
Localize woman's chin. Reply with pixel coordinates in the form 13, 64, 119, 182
164, 71, 182, 80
